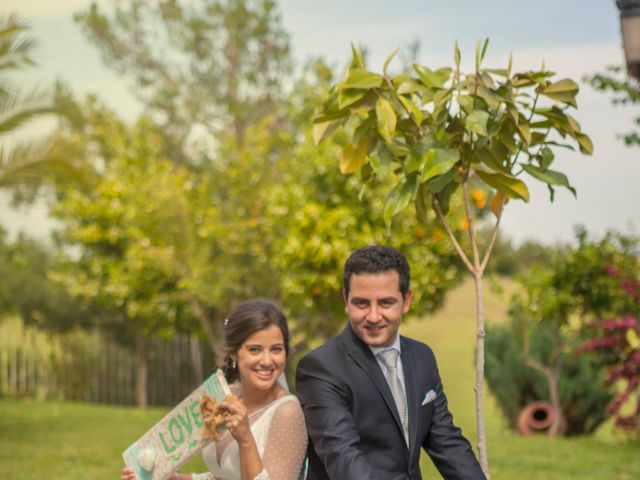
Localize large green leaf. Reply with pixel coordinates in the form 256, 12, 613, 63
375, 97, 397, 144
413, 65, 451, 89
475, 169, 530, 201
351, 44, 365, 68
383, 47, 399, 76
465, 110, 490, 136
338, 88, 368, 110
515, 115, 531, 145
575, 132, 593, 155
341, 68, 384, 89
425, 168, 457, 194
398, 95, 423, 126
369, 142, 393, 177
521, 164, 576, 198
312, 120, 340, 145
340, 137, 369, 174
539, 146, 554, 169
422, 148, 459, 182
384, 173, 418, 226
457, 94, 474, 113
415, 183, 430, 224
537, 78, 578, 107
353, 115, 375, 145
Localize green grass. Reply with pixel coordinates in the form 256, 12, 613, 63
0, 398, 207, 479
1, 277, 639, 479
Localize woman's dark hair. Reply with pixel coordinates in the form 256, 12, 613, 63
222, 299, 290, 383
343, 245, 411, 298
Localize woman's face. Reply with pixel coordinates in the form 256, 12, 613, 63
233, 324, 286, 393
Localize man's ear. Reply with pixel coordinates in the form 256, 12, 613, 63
342, 290, 348, 312
402, 288, 413, 314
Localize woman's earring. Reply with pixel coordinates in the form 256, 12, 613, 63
232, 360, 237, 369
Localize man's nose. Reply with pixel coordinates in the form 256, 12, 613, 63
367, 305, 382, 322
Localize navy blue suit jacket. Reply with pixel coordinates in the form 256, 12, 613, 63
295, 324, 486, 480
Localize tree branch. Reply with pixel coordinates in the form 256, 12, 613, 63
432, 195, 475, 273
480, 199, 504, 274
462, 180, 481, 270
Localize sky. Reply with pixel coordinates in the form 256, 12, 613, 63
2, 0, 638, 245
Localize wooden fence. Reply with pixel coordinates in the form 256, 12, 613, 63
0, 316, 217, 406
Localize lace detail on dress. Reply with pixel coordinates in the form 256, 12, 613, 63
253, 469, 271, 480
260, 399, 307, 480
199, 394, 307, 480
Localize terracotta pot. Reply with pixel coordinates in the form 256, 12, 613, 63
516, 401, 554, 435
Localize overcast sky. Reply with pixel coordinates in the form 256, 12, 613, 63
2, 0, 638, 245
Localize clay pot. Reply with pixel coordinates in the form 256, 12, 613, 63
516, 401, 554, 436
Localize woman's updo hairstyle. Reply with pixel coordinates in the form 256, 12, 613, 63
222, 299, 290, 383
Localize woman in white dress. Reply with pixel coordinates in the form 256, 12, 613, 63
121, 299, 308, 480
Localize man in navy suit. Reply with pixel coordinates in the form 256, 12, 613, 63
296, 245, 486, 479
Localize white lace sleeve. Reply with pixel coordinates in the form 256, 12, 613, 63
260, 399, 308, 480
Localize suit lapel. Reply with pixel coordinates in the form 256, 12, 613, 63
341, 325, 408, 451
401, 337, 420, 458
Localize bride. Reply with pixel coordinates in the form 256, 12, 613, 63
121, 299, 307, 480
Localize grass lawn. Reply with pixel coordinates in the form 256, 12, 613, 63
1, 278, 639, 479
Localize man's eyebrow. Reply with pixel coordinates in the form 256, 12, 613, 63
350, 296, 369, 302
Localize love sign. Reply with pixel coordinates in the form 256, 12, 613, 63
123, 369, 231, 480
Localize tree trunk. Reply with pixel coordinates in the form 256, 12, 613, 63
189, 297, 222, 365
134, 331, 148, 408
190, 335, 204, 385
472, 272, 489, 477
524, 358, 566, 437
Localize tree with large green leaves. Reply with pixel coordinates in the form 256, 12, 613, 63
314, 41, 593, 476
0, 14, 86, 197
268, 58, 464, 356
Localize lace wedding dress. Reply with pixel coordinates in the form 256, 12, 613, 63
192, 394, 307, 480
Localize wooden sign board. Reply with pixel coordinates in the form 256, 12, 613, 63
123, 369, 231, 480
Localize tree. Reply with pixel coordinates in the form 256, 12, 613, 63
488, 228, 640, 435
75, 0, 291, 160
50, 97, 222, 407
0, 14, 85, 197
314, 41, 593, 476
0, 227, 86, 331
585, 65, 640, 147
268, 58, 464, 353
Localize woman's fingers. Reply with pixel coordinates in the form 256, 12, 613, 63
121, 467, 135, 480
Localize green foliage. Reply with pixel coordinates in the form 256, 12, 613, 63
314, 41, 592, 227
585, 65, 640, 147
0, 14, 84, 198
264, 59, 465, 346
486, 316, 612, 435
62, 0, 459, 364
0, 229, 85, 331
75, 0, 291, 156
50, 100, 214, 340
487, 228, 640, 434
484, 235, 558, 276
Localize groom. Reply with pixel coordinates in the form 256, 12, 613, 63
296, 245, 486, 479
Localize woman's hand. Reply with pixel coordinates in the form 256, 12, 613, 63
218, 395, 252, 445
121, 467, 136, 480
121, 468, 188, 480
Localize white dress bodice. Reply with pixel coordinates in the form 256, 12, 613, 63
197, 394, 304, 480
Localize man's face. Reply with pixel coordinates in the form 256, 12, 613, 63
344, 270, 412, 348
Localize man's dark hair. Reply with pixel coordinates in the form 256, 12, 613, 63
343, 245, 411, 298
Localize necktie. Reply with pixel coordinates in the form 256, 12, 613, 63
378, 349, 409, 444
